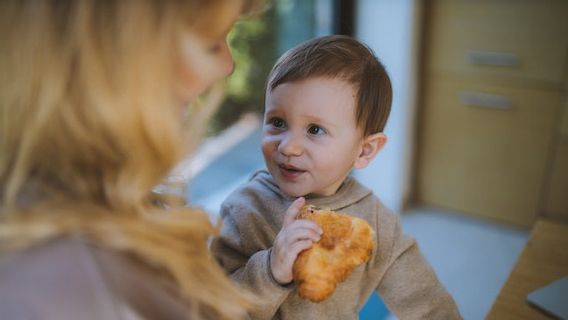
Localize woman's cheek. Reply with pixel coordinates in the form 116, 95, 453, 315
178, 34, 212, 98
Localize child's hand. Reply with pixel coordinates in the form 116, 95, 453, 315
270, 197, 323, 285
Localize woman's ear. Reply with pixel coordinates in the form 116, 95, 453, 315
354, 133, 387, 169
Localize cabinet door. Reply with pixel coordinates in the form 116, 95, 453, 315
426, 0, 568, 85
544, 143, 568, 221
561, 98, 568, 139
417, 78, 561, 226
542, 84, 568, 221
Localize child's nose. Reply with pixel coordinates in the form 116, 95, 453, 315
278, 133, 303, 157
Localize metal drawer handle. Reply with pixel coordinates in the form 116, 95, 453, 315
466, 50, 520, 67
459, 91, 513, 110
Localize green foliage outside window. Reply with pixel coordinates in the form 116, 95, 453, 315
207, 0, 325, 136
207, 7, 277, 135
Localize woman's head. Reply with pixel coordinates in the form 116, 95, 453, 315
0, 0, 261, 212
1, 0, 264, 319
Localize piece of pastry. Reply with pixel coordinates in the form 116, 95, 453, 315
293, 205, 375, 302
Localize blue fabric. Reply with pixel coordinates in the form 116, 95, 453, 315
359, 292, 390, 320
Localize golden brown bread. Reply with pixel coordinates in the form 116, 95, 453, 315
292, 205, 375, 302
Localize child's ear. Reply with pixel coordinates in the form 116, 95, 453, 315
354, 133, 387, 169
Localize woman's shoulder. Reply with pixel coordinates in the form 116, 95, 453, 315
0, 236, 121, 319
0, 235, 190, 320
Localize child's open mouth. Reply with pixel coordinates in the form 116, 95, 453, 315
278, 164, 306, 179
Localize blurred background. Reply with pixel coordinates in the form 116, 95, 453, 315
178, 1, 568, 319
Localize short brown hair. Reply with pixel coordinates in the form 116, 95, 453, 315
267, 35, 392, 136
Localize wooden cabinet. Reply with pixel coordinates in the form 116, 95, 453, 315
417, 0, 568, 227
426, 0, 568, 85
544, 143, 568, 222
542, 81, 568, 222
418, 78, 561, 226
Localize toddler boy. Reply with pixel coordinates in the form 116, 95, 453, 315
211, 35, 461, 319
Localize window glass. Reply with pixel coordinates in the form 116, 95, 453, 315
208, 0, 334, 135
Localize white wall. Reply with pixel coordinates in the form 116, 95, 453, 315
354, 0, 421, 213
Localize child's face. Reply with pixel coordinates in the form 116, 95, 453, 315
262, 77, 365, 197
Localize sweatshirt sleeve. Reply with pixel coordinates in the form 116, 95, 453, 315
210, 203, 293, 320
376, 216, 462, 319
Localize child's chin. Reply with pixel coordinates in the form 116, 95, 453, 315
279, 185, 308, 198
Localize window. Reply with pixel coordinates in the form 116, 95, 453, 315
208, 0, 335, 135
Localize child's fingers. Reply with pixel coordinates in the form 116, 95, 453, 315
283, 224, 321, 243
282, 197, 306, 226
287, 239, 314, 261
271, 237, 313, 284
291, 219, 323, 236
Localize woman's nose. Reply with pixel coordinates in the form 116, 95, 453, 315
220, 41, 235, 77
278, 133, 303, 156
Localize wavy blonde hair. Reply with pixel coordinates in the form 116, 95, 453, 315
0, 0, 264, 318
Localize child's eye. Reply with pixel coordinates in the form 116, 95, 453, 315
307, 125, 326, 135
269, 117, 286, 128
